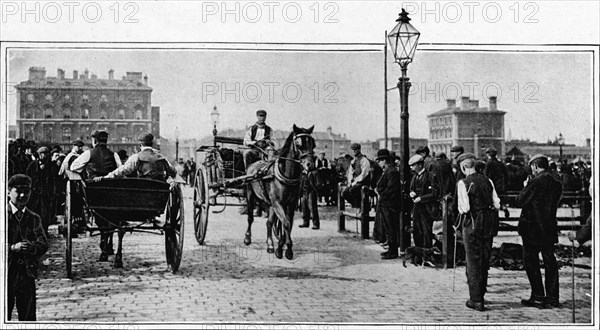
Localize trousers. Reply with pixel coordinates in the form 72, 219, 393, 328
7, 265, 37, 321
523, 241, 559, 302
462, 210, 496, 303
412, 204, 434, 248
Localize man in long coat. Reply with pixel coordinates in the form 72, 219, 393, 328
375, 149, 402, 259
408, 154, 440, 248
26, 146, 55, 234
517, 154, 563, 309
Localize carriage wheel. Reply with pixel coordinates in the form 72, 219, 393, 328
165, 183, 185, 273
65, 181, 73, 279
193, 166, 210, 245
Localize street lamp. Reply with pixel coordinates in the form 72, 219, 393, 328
211, 106, 220, 147
558, 132, 565, 163
175, 126, 180, 162
388, 8, 420, 251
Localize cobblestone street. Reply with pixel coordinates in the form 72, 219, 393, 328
35, 187, 593, 324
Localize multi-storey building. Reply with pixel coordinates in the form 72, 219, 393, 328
427, 96, 505, 158
15, 67, 160, 154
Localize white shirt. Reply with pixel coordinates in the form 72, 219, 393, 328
244, 126, 266, 146
9, 201, 27, 216
70, 147, 122, 173
457, 177, 501, 214
346, 154, 371, 185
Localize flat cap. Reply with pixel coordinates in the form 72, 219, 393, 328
435, 152, 447, 160
528, 154, 547, 165
408, 154, 424, 166
450, 145, 464, 153
486, 147, 497, 155
415, 146, 430, 155
350, 143, 361, 150
8, 174, 32, 188
256, 110, 267, 116
375, 149, 392, 161
456, 152, 476, 164
72, 139, 84, 147
138, 132, 154, 142
37, 146, 50, 154
91, 130, 108, 139
26, 140, 37, 148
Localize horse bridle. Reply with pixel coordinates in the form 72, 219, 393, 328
292, 133, 315, 160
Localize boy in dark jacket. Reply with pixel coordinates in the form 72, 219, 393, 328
6, 174, 49, 321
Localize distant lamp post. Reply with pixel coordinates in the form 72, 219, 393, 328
211, 106, 220, 147
558, 132, 565, 163
175, 126, 180, 162
388, 8, 420, 251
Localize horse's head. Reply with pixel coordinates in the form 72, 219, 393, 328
292, 124, 315, 171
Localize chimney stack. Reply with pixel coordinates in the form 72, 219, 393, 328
84, 69, 89, 79
73, 70, 78, 79
57, 68, 65, 80
108, 69, 114, 80
327, 126, 332, 135
143, 75, 148, 85
460, 96, 469, 110
28, 67, 46, 81
470, 100, 479, 109
446, 99, 456, 108
489, 96, 497, 110
91, 73, 98, 80
586, 138, 591, 147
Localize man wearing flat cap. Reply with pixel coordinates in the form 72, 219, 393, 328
6, 174, 48, 321
99, 132, 176, 181
484, 147, 508, 195
516, 154, 563, 309
243, 110, 275, 170
450, 145, 465, 181
408, 154, 441, 249
342, 143, 371, 208
375, 149, 401, 259
71, 130, 122, 179
26, 146, 55, 234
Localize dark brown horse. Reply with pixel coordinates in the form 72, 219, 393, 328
244, 125, 315, 260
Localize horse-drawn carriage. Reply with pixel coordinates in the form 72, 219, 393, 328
192, 125, 316, 260
63, 177, 185, 278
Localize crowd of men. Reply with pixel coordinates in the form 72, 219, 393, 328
6, 129, 177, 320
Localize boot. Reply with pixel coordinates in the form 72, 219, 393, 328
299, 220, 310, 228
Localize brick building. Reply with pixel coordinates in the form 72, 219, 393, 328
15, 67, 160, 154
427, 96, 505, 158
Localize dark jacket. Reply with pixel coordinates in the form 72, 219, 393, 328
410, 170, 441, 220
437, 158, 455, 196
136, 148, 177, 181
6, 204, 49, 278
516, 171, 563, 245
376, 165, 401, 211
485, 157, 508, 194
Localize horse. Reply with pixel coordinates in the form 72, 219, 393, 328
244, 125, 316, 260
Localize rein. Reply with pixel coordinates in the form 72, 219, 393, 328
271, 132, 315, 186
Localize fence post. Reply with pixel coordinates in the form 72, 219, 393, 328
361, 186, 370, 239
338, 183, 345, 232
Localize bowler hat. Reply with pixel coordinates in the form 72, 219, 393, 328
138, 132, 154, 142
528, 154, 547, 166
450, 145, 464, 153
8, 174, 32, 188
37, 146, 50, 154
256, 110, 267, 116
456, 153, 476, 164
415, 146, 430, 155
350, 143, 361, 150
72, 140, 84, 147
91, 130, 108, 140
375, 149, 392, 161
408, 154, 424, 166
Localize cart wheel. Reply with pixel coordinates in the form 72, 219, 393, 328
193, 167, 210, 245
65, 181, 73, 279
165, 183, 185, 273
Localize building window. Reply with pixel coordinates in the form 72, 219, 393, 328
82, 94, 89, 103
100, 95, 108, 103
63, 105, 72, 119
24, 124, 35, 141
45, 107, 54, 119
99, 110, 108, 119
62, 125, 71, 142
26, 93, 34, 103
43, 125, 53, 141
118, 108, 126, 119
81, 106, 90, 119
80, 124, 91, 140
64, 94, 70, 102
135, 109, 143, 120
24, 105, 34, 119
45, 94, 53, 102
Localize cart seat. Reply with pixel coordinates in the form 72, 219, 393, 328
84, 178, 171, 222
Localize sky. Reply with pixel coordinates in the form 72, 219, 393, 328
7, 48, 593, 146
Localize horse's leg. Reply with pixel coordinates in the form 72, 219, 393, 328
244, 187, 254, 246
271, 202, 288, 259
107, 233, 114, 255
98, 218, 109, 262
266, 207, 276, 253
114, 228, 125, 268
284, 204, 295, 260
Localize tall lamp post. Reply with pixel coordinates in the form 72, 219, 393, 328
174, 126, 180, 162
211, 106, 220, 147
388, 8, 420, 251
558, 132, 565, 163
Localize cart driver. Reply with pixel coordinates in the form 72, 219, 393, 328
95, 132, 177, 182
243, 110, 275, 170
